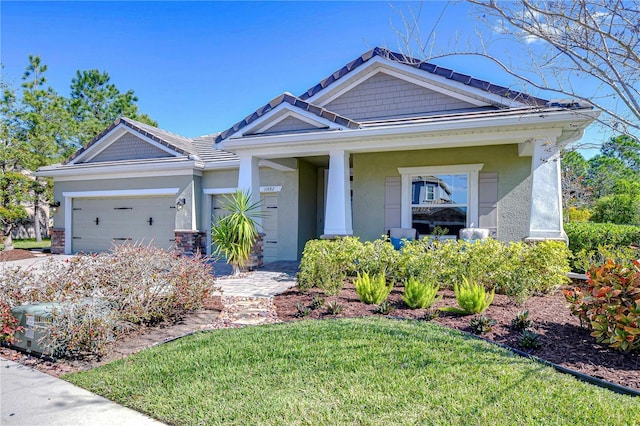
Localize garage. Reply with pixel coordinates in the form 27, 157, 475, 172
71, 196, 176, 253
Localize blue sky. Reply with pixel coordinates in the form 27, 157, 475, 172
1, 1, 612, 154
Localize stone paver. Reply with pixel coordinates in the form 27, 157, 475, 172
213, 260, 299, 298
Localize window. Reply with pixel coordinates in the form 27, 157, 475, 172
399, 164, 483, 237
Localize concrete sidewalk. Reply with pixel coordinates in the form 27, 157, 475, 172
1, 358, 164, 425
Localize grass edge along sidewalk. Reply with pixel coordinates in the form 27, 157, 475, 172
65, 318, 640, 426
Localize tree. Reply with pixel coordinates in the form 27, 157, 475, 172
587, 135, 640, 198
68, 70, 157, 144
0, 171, 33, 250
561, 150, 592, 211
18, 55, 74, 242
395, 0, 640, 134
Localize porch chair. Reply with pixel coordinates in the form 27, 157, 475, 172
388, 227, 418, 250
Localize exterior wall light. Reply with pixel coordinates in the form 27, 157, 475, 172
49, 201, 61, 214
175, 198, 186, 211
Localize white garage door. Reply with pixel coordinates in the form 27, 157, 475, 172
211, 193, 279, 263
72, 197, 175, 253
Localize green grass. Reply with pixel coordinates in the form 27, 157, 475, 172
0, 238, 51, 250
65, 318, 639, 425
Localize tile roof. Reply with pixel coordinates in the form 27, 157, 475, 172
192, 134, 238, 163
299, 47, 549, 107
214, 93, 360, 143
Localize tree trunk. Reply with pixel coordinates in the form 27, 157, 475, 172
3, 224, 14, 251
34, 196, 42, 242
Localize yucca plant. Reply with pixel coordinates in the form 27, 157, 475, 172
440, 276, 495, 315
353, 271, 393, 304
402, 276, 442, 309
211, 190, 264, 276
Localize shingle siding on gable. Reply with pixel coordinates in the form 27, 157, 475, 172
86, 134, 174, 163
325, 72, 476, 120
261, 116, 324, 134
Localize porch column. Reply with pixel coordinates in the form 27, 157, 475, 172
526, 137, 566, 242
238, 153, 262, 226
323, 150, 353, 237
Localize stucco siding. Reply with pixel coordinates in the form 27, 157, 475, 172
86, 134, 173, 163
263, 116, 323, 134
325, 72, 476, 120
352, 145, 531, 242
201, 167, 301, 261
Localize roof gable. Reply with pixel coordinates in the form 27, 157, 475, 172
66, 118, 194, 165
300, 47, 548, 108
215, 93, 359, 143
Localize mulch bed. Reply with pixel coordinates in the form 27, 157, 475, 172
0, 249, 38, 262
273, 281, 640, 391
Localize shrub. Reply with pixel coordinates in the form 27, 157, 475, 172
519, 330, 542, 350
295, 302, 311, 318
353, 272, 393, 305
592, 194, 640, 225
469, 315, 496, 334
0, 244, 217, 358
355, 238, 399, 278
396, 239, 439, 284
563, 260, 640, 353
564, 222, 640, 256
510, 310, 533, 332
297, 237, 360, 295
422, 309, 439, 321
402, 276, 441, 309
567, 206, 592, 223
441, 276, 495, 315
0, 301, 22, 345
571, 244, 639, 273
496, 241, 571, 304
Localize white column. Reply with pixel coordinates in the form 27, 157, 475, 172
238, 153, 262, 226
323, 150, 353, 237
526, 137, 566, 242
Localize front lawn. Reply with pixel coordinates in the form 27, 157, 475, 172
0, 238, 51, 250
65, 318, 639, 425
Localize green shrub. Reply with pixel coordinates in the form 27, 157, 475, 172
572, 244, 639, 273
563, 260, 640, 353
510, 310, 533, 332
297, 237, 360, 295
355, 238, 399, 278
402, 276, 441, 309
310, 296, 325, 310
567, 206, 592, 223
519, 330, 542, 350
495, 241, 570, 304
396, 239, 439, 284
353, 272, 393, 305
592, 194, 640, 225
469, 315, 496, 334
441, 276, 495, 315
565, 222, 640, 254
326, 301, 343, 315
375, 300, 395, 315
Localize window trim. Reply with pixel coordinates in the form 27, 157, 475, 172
398, 164, 483, 232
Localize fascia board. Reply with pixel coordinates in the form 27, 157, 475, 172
63, 188, 180, 198
37, 159, 203, 180
305, 56, 525, 108
222, 109, 594, 155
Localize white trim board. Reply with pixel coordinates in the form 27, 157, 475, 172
203, 186, 282, 195
63, 188, 180, 198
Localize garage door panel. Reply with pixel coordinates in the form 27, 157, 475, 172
72, 197, 175, 253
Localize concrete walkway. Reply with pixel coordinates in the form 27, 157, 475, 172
1, 358, 164, 425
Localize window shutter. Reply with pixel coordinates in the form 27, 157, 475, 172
478, 172, 498, 237
385, 177, 401, 231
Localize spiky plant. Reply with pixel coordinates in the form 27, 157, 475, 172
211, 190, 264, 276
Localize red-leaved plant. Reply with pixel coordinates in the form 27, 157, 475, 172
0, 301, 22, 345
563, 259, 640, 353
